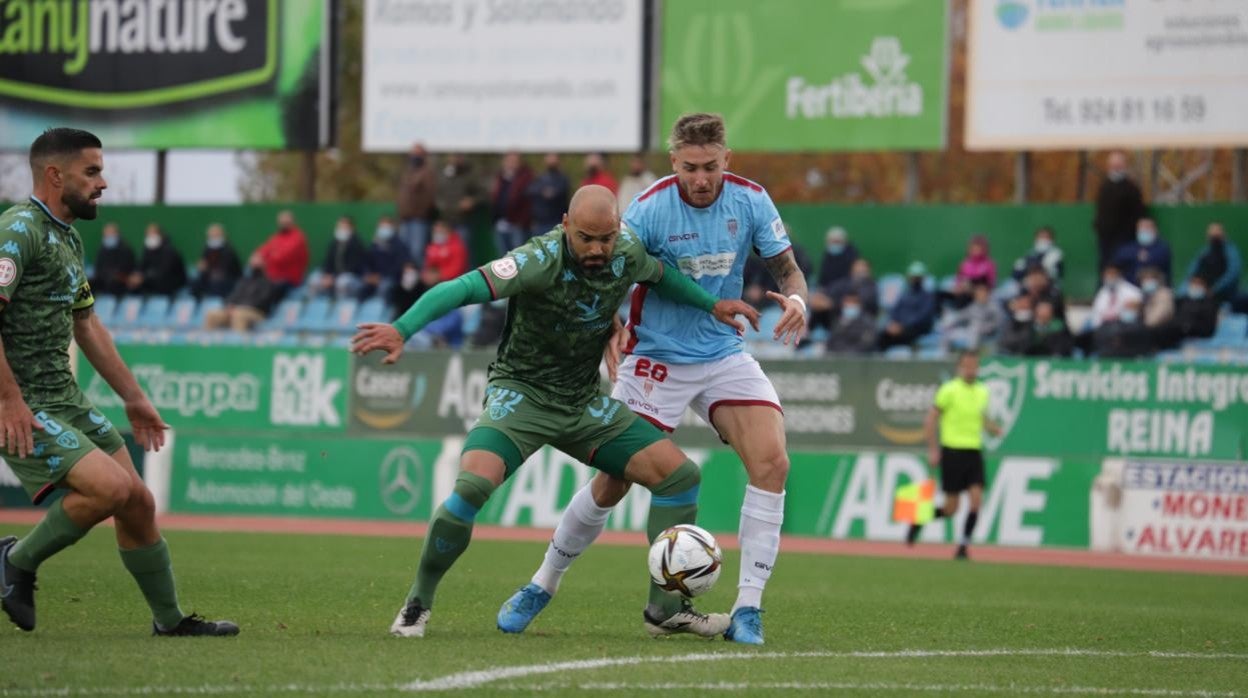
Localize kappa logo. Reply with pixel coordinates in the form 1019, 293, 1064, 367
611, 254, 626, 278
47, 456, 63, 471
544, 239, 559, 255
980, 361, 1027, 450
8, 221, 28, 234
434, 538, 457, 553
47, 230, 58, 245
575, 294, 603, 322
562, 269, 576, 282
513, 251, 529, 269
0, 241, 19, 256
15, 211, 33, 220
0, 258, 15, 286
491, 257, 518, 280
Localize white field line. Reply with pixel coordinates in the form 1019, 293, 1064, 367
1, 648, 1244, 696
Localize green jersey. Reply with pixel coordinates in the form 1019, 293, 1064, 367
479, 226, 664, 410
0, 198, 95, 407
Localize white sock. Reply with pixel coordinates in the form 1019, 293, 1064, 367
734, 485, 785, 613
531, 484, 612, 594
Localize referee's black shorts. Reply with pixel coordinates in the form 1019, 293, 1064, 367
939, 447, 985, 493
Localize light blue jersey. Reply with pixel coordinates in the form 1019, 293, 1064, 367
623, 173, 791, 364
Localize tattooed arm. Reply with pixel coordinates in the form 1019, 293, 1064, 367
762, 249, 809, 345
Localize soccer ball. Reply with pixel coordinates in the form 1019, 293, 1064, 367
648, 524, 722, 598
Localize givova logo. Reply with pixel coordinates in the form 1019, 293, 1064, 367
0, 0, 276, 109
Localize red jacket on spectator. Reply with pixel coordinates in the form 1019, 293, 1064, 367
256, 226, 309, 287
425, 232, 469, 281
581, 170, 618, 195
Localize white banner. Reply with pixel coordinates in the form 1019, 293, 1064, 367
965, 0, 1248, 150
362, 0, 644, 152
1091, 459, 1248, 560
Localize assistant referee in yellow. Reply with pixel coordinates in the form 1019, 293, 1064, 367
906, 351, 1002, 560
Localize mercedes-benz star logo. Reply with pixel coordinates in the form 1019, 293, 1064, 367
379, 447, 424, 516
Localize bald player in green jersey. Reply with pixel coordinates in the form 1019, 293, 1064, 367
0, 128, 237, 636
352, 185, 758, 638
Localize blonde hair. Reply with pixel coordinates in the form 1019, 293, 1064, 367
668, 113, 726, 151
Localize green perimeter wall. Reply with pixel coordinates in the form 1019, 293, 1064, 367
24, 202, 1245, 301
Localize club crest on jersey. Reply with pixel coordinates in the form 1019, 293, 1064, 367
770, 218, 786, 241
727, 219, 739, 237
0, 258, 15, 286
611, 254, 626, 278
491, 257, 519, 279
56, 432, 80, 450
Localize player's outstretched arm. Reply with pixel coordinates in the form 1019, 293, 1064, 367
762, 249, 809, 345
351, 272, 493, 364
72, 306, 169, 451
647, 262, 760, 333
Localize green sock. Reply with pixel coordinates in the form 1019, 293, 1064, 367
9, 499, 88, 572
646, 460, 702, 617
119, 539, 185, 630
407, 473, 495, 608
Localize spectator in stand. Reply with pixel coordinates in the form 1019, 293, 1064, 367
1011, 226, 1064, 283
396, 143, 436, 267
389, 264, 462, 348
390, 262, 428, 315
743, 237, 813, 310
999, 296, 1034, 355
359, 216, 410, 302
810, 257, 876, 334
1152, 275, 1220, 349
425, 220, 470, 282
189, 223, 242, 299
617, 153, 656, 209
817, 226, 858, 290
1001, 297, 1073, 357
1090, 262, 1143, 328
90, 221, 135, 296
1111, 216, 1172, 285
127, 223, 186, 296
528, 153, 570, 235
435, 153, 483, 242
1183, 221, 1241, 304
1138, 266, 1175, 329
1093, 150, 1146, 272
203, 253, 276, 332
877, 261, 937, 350
1009, 265, 1064, 319
946, 234, 996, 310
313, 216, 367, 298
1094, 297, 1153, 358
491, 151, 534, 254
825, 290, 877, 355
581, 152, 618, 194
940, 281, 1005, 351
256, 210, 310, 301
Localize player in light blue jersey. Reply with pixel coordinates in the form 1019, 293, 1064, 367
499, 114, 807, 644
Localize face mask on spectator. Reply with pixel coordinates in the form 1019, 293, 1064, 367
1210, 237, 1225, 249
1142, 279, 1159, 294
909, 277, 924, 290
1120, 310, 1139, 323
401, 269, 419, 289
376, 225, 395, 241
410, 156, 425, 168
432, 229, 450, 244
1014, 310, 1033, 322
1034, 238, 1052, 253
826, 243, 844, 255
207, 238, 225, 250
1103, 277, 1119, 290
102, 235, 119, 249
1188, 286, 1206, 300
1137, 228, 1156, 246
335, 226, 351, 242
842, 305, 861, 320
1108, 171, 1126, 182
144, 234, 161, 250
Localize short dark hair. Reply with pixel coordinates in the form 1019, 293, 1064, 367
30, 128, 101, 169
1035, 225, 1054, 238
958, 349, 980, 362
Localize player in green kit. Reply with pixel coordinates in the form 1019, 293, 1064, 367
0, 128, 238, 636
351, 185, 758, 638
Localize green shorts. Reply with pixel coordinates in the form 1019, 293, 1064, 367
464, 382, 666, 479
6, 392, 125, 503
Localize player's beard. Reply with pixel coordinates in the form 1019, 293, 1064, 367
64, 189, 99, 221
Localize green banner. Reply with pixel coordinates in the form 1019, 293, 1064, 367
348, 354, 1248, 461
0, 0, 329, 148
659, 0, 949, 151
168, 434, 438, 520
81, 345, 348, 433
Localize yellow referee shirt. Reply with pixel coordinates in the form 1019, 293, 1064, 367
933, 378, 990, 450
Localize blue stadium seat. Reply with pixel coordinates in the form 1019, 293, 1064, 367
324, 299, 358, 333
114, 297, 144, 328
357, 297, 389, 324
877, 274, 905, 310
92, 294, 117, 324
884, 345, 913, 360
916, 332, 942, 349
262, 298, 303, 331
294, 297, 331, 332
1214, 314, 1247, 341
193, 297, 223, 328
168, 297, 197, 330
992, 278, 1020, 303
917, 346, 948, 360
461, 304, 482, 336
938, 275, 957, 293
135, 296, 171, 328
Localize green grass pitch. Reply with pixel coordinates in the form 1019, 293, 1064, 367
1, 525, 1245, 697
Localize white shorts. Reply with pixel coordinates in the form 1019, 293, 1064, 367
613, 352, 782, 434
